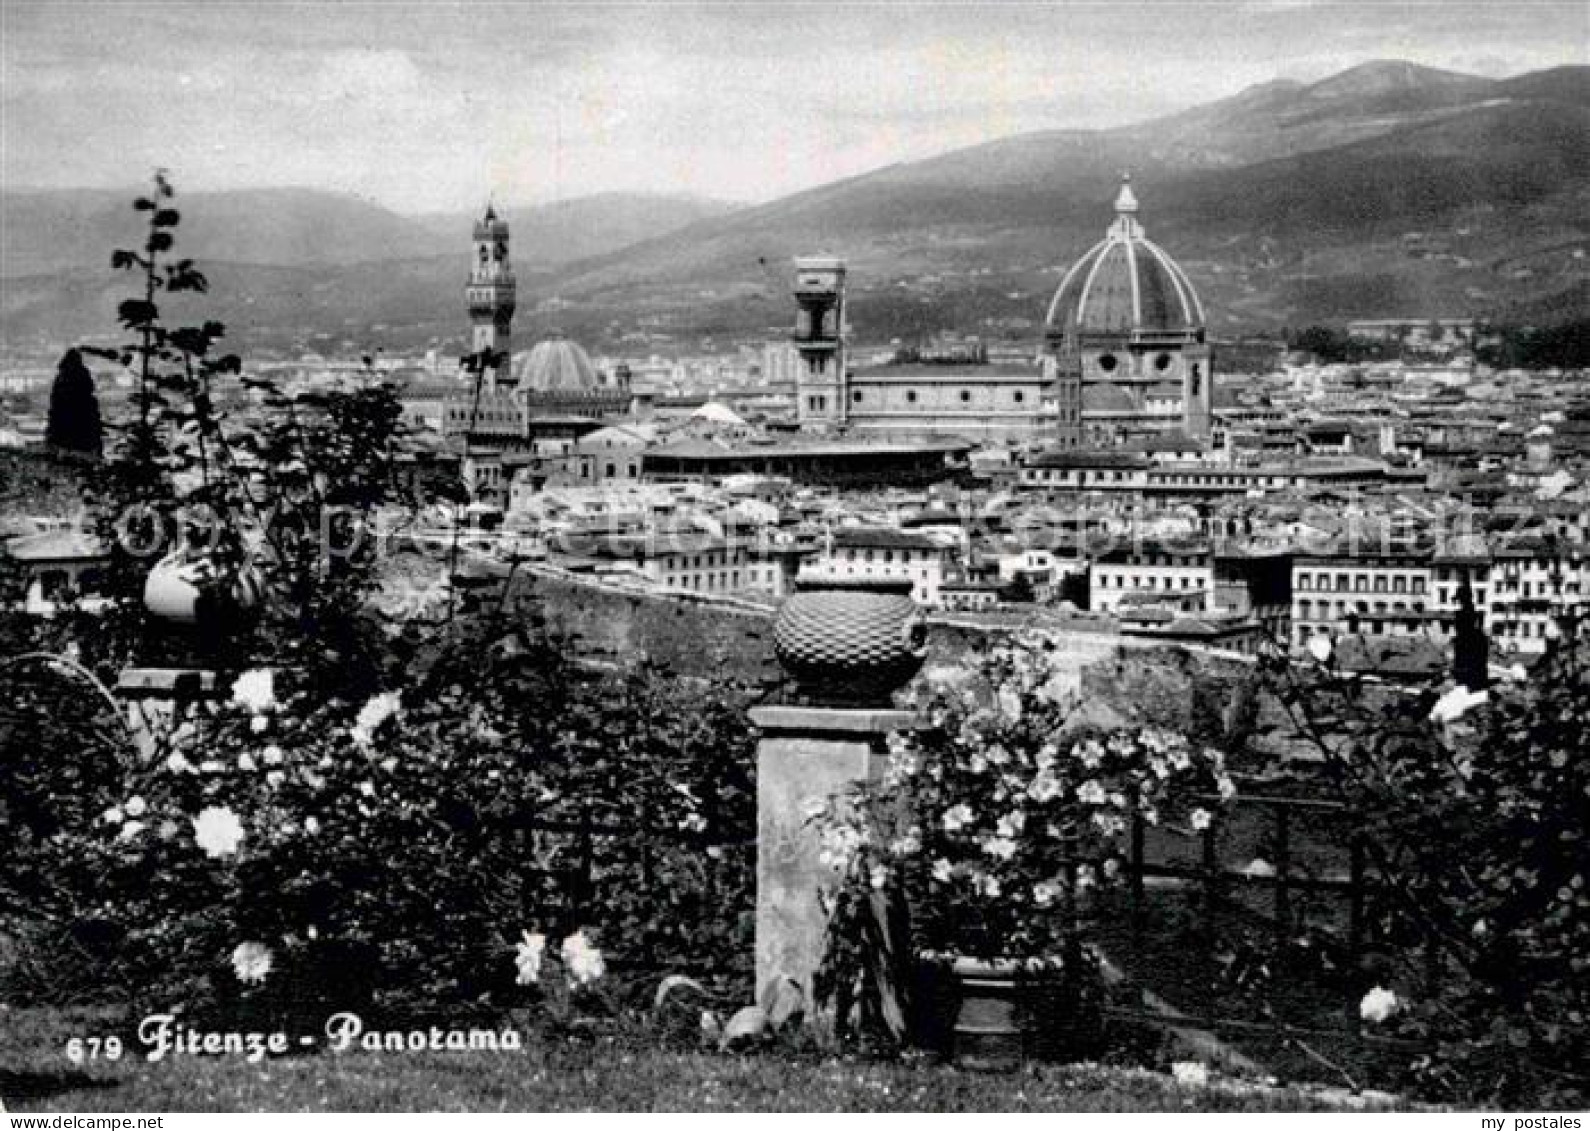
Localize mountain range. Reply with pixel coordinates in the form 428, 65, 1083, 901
2, 60, 1585, 355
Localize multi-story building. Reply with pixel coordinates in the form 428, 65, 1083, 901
1291, 547, 1435, 649
576, 534, 813, 599
1017, 451, 1397, 498
805, 526, 960, 606
1090, 542, 1212, 615
1432, 539, 1590, 656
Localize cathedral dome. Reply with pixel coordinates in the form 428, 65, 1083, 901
1045, 177, 1204, 337
515, 335, 600, 392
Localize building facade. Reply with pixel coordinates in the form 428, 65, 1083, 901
805, 526, 960, 606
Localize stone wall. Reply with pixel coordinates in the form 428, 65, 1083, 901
530, 570, 783, 684
527, 568, 1270, 750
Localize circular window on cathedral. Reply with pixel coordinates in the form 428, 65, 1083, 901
1154, 353, 1171, 371
1098, 354, 1118, 373
960, 390, 972, 403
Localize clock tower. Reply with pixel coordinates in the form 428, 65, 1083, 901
465, 204, 516, 390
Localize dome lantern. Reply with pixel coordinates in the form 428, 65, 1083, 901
1109, 173, 1143, 240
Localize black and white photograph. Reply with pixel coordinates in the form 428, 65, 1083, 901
0, 0, 1586, 1117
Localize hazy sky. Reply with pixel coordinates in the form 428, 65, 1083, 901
2, 1, 1584, 213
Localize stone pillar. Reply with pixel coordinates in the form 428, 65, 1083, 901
750, 704, 919, 1000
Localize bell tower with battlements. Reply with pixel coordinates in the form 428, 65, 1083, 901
465, 204, 516, 391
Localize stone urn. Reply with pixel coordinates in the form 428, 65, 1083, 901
144, 551, 265, 627
772, 575, 927, 705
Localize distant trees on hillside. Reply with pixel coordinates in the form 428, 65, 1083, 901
1286, 320, 1589, 371
1475, 319, 1590, 370
1284, 325, 1395, 365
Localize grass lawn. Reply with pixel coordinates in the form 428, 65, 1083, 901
0, 1007, 1408, 1113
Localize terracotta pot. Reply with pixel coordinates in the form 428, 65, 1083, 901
772, 575, 926, 705
950, 956, 1024, 1072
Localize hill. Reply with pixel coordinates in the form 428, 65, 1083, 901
3, 61, 1584, 353
0, 187, 452, 277
531, 62, 1588, 342
409, 193, 736, 266
0, 188, 736, 279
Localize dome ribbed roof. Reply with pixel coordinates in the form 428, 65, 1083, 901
515, 336, 599, 392
1045, 177, 1204, 336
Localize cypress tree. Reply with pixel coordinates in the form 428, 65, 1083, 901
45, 347, 103, 460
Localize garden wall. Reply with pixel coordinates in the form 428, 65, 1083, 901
528, 569, 1268, 745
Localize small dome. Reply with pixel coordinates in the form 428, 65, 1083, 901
1046, 177, 1203, 336
515, 336, 599, 392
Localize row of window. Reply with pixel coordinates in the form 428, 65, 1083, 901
850, 389, 1029, 405
841, 548, 945, 564
1023, 469, 1273, 488
664, 550, 743, 569
1485, 580, 1582, 598
1295, 622, 1450, 643
1295, 572, 1427, 595
665, 569, 744, 592
1494, 620, 1557, 638
1295, 599, 1427, 619
1024, 469, 1138, 484
1104, 554, 1206, 568
835, 563, 937, 581
1095, 353, 1176, 373
1096, 573, 1201, 590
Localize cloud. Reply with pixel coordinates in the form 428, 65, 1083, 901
3, 1, 1584, 210
316, 49, 425, 98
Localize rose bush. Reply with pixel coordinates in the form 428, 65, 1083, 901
1262, 627, 1589, 1106
813, 637, 1233, 1049
4, 604, 756, 1025
0, 175, 758, 1026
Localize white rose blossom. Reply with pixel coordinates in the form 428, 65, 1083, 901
351, 691, 402, 747
231, 941, 274, 984
942, 804, 973, 832
192, 806, 246, 859
560, 930, 606, 987
514, 931, 545, 985
1359, 985, 1399, 1024
230, 669, 277, 714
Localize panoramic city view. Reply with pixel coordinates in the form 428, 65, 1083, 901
1, 0, 1586, 1118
